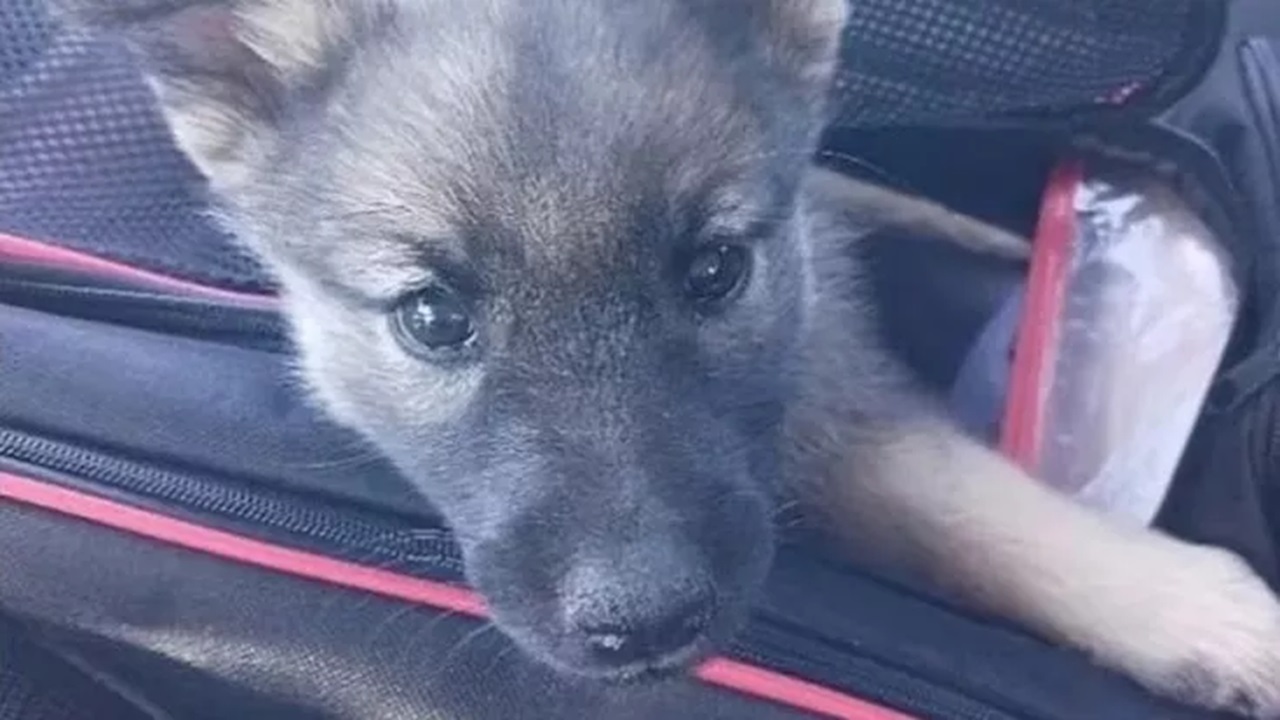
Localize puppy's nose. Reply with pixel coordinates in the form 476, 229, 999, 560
575, 593, 715, 666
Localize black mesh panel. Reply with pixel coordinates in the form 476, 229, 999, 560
0, 0, 271, 291
0, 0, 1210, 289
834, 0, 1212, 127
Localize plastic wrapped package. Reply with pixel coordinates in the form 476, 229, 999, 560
953, 158, 1240, 526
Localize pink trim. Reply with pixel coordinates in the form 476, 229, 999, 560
0, 231, 278, 310
698, 659, 916, 720
999, 160, 1083, 469
0, 471, 916, 720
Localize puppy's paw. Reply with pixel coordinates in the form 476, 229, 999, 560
1100, 545, 1280, 718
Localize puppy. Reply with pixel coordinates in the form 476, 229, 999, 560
50, 0, 1280, 715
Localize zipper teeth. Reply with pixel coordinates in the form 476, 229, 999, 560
0, 435, 1014, 719
0, 273, 1061, 718
0, 427, 464, 575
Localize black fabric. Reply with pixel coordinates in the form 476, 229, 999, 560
0, 499, 818, 720
0, 614, 150, 720
0, 298, 425, 516
818, 128, 1053, 394
0, 468, 1222, 720
1112, 0, 1280, 589
1159, 380, 1280, 592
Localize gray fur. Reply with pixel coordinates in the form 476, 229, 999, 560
50, 0, 850, 679
50, 0, 1280, 712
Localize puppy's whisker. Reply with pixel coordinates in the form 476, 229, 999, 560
733, 145, 825, 165
441, 621, 502, 666
479, 643, 521, 682
282, 433, 389, 471
285, 449, 388, 471
363, 604, 420, 646
313, 204, 415, 222
399, 606, 476, 670
814, 149, 918, 194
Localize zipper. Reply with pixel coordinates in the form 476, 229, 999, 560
0, 422, 1028, 720
0, 426, 464, 578
0, 246, 1028, 719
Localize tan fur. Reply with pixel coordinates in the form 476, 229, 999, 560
802, 168, 1280, 717
831, 421, 1280, 713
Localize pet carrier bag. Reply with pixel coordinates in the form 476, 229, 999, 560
1, 0, 1278, 718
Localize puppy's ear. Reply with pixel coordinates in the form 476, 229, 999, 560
753, 0, 849, 96
48, 0, 378, 186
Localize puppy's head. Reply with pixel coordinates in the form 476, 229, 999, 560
55, 0, 848, 679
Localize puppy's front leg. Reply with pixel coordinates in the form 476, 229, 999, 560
806, 419, 1280, 717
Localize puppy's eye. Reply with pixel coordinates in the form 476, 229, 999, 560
391, 284, 476, 356
684, 244, 750, 304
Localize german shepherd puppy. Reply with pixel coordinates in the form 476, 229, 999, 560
51, 0, 1280, 715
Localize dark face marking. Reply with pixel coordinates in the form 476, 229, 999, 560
55, 0, 848, 679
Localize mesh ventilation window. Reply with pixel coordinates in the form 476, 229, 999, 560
833, 0, 1209, 128
0, 0, 271, 291
0, 0, 1211, 291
